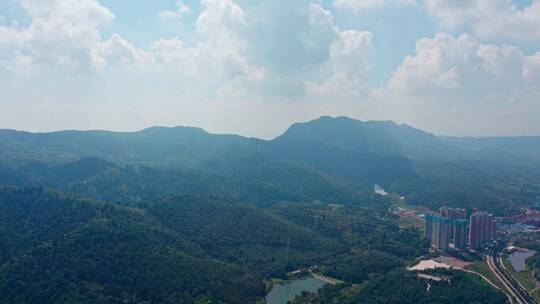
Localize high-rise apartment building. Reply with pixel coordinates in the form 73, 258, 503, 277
435, 217, 450, 251
424, 214, 450, 251
440, 206, 467, 247
453, 219, 468, 250
454, 208, 467, 220
427, 207, 496, 252
469, 212, 481, 250
440, 206, 467, 220
424, 214, 434, 240
469, 211, 496, 251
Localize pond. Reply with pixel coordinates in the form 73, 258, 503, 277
509, 250, 535, 272
374, 184, 388, 196
265, 277, 327, 304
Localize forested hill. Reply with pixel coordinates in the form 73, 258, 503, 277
0, 187, 264, 304
0, 186, 427, 304
278, 116, 451, 159
2, 116, 540, 212
280, 116, 540, 163
0, 126, 250, 167
0, 156, 381, 207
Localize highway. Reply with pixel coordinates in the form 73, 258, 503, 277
487, 243, 538, 304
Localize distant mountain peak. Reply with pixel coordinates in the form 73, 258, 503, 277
278, 116, 443, 158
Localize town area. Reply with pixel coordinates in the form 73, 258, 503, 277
394, 204, 540, 304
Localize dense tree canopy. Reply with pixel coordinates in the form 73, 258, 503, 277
0, 187, 429, 303
291, 270, 507, 304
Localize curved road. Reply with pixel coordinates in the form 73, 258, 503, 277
462, 268, 514, 304
487, 251, 523, 304
487, 244, 537, 304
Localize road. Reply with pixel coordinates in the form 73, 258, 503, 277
487, 243, 538, 304
462, 268, 514, 304
487, 250, 523, 304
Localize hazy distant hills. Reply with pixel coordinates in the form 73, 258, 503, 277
0, 126, 250, 167
0, 117, 422, 188
2, 115, 539, 166
279, 116, 451, 159
1, 116, 540, 211
280, 116, 540, 164
440, 135, 540, 164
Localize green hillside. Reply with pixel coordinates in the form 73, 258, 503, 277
0, 186, 428, 303
0, 187, 264, 304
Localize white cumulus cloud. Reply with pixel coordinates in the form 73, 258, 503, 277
307, 28, 373, 96
157, 0, 190, 21
372, 32, 540, 136
0, 0, 118, 73
523, 52, 540, 83
92, 34, 152, 72
425, 0, 540, 41
386, 33, 533, 96
0, 0, 261, 80
305, 3, 374, 97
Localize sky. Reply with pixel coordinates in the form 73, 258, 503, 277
1, 0, 540, 138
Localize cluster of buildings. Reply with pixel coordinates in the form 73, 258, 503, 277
424, 207, 497, 252
509, 207, 540, 227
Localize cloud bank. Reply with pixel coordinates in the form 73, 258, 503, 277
0, 0, 539, 138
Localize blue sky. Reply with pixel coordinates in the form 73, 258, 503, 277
1, 0, 540, 138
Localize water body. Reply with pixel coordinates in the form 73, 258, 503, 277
374, 184, 388, 196
266, 277, 326, 304
509, 250, 535, 272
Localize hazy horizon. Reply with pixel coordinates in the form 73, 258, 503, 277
4, 115, 540, 140
2, 0, 540, 138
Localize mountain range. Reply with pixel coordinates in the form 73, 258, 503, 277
3, 115, 539, 164
1, 116, 539, 212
